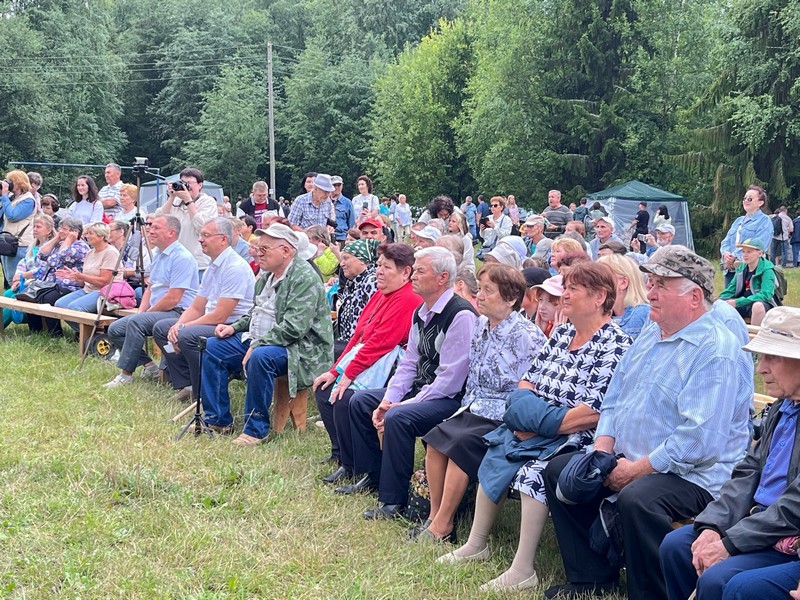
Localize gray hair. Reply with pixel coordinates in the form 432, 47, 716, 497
252, 180, 268, 192
211, 216, 234, 245
156, 214, 182, 237
415, 246, 456, 286
85, 221, 111, 241
60, 217, 84, 236
106, 163, 122, 174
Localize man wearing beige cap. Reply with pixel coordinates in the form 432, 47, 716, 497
199, 223, 333, 445
588, 216, 623, 260
543, 246, 753, 600
523, 215, 553, 260
661, 306, 800, 600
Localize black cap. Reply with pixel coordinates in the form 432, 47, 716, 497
522, 267, 550, 288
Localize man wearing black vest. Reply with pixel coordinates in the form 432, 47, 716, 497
336, 247, 478, 520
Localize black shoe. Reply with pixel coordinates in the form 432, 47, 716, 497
334, 474, 379, 495
318, 453, 339, 465
322, 466, 353, 485
363, 503, 406, 520
543, 582, 619, 599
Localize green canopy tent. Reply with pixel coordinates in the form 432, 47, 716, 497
585, 180, 693, 249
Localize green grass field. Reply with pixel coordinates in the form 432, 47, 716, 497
1, 267, 798, 598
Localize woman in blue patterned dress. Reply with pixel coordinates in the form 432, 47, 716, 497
415, 264, 548, 543
439, 261, 632, 593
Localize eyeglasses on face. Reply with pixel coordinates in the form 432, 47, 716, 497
255, 245, 284, 255
199, 232, 226, 239
491, 204, 500, 208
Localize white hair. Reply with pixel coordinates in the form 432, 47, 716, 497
415, 246, 456, 286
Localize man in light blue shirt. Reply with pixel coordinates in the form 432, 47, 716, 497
152, 217, 255, 403
105, 215, 199, 387
543, 246, 753, 600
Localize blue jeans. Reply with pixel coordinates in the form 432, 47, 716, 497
108, 309, 180, 373
242, 345, 288, 439
54, 289, 102, 331
792, 242, 800, 267
660, 525, 798, 600
201, 334, 250, 428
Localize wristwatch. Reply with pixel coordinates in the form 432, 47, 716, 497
184, 200, 195, 206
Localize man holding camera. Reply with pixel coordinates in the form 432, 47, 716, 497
156, 167, 217, 275
631, 223, 676, 257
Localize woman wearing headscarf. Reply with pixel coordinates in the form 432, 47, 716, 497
334, 238, 380, 352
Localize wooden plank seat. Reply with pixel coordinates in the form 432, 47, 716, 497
0, 296, 116, 353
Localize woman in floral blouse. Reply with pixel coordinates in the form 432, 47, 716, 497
439, 261, 632, 593
416, 264, 548, 543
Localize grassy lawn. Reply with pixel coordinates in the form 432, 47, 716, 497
1, 267, 797, 598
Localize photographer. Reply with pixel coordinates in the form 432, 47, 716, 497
1, 171, 37, 288
156, 167, 217, 275
630, 223, 676, 257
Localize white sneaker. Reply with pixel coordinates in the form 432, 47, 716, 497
104, 374, 133, 388
141, 364, 161, 379
110, 350, 121, 364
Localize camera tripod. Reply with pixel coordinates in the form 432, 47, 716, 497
175, 336, 214, 440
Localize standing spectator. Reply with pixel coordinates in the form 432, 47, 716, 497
770, 206, 794, 268
352, 175, 380, 222
330, 175, 354, 246
156, 167, 218, 274
792, 209, 800, 267
66, 175, 103, 225
98, 163, 123, 218
506, 194, 520, 227
542, 190, 572, 235
1, 170, 36, 287
40, 194, 61, 228
720, 185, 772, 286
236, 181, 283, 228
476, 195, 490, 239
116, 183, 145, 223
288, 174, 336, 229
477, 197, 513, 259
394, 194, 412, 243
630, 201, 650, 253
588, 216, 623, 260
418, 195, 456, 224
523, 215, 553, 261
653, 204, 671, 230
461, 195, 478, 238
26, 171, 42, 209
572, 197, 589, 225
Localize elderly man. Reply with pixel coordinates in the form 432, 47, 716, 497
288, 173, 336, 229
199, 223, 333, 445
660, 307, 800, 600
104, 215, 199, 387
523, 215, 553, 259
631, 223, 676, 256
156, 167, 218, 274
152, 217, 255, 403
336, 247, 478, 519
99, 163, 123, 218
588, 216, 623, 260
542, 190, 572, 235
542, 246, 753, 600
330, 175, 354, 246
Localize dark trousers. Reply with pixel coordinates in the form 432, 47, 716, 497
543, 451, 713, 600
316, 385, 356, 469
660, 525, 799, 600
349, 388, 460, 505
152, 319, 217, 397
28, 285, 71, 336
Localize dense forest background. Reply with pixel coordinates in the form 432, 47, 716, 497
1, 0, 799, 254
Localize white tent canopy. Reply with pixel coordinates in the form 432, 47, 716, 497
139, 174, 224, 213
586, 180, 694, 250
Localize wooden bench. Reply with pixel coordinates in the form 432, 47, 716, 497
0, 296, 116, 353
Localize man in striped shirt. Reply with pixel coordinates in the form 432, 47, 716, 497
543, 246, 753, 600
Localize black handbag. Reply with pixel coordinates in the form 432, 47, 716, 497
0, 223, 30, 256
15, 279, 58, 302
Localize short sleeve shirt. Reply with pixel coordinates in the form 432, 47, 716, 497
82, 245, 122, 292
198, 246, 256, 323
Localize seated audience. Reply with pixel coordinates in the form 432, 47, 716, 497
40, 194, 61, 228
418, 194, 456, 223
550, 237, 585, 273
3, 214, 55, 327
532, 275, 564, 337
523, 215, 553, 261
200, 223, 332, 445
109, 220, 150, 291
454, 267, 479, 310
588, 215, 623, 260
447, 212, 475, 272
631, 223, 675, 256
66, 175, 103, 225
334, 239, 379, 353
542, 246, 754, 600
239, 215, 257, 241
153, 217, 255, 403
439, 262, 631, 593
416, 264, 547, 543
104, 215, 199, 387
315, 243, 421, 482
335, 248, 478, 521
598, 253, 651, 338
520, 267, 551, 320
412, 225, 441, 249
54, 222, 121, 329
717, 238, 777, 326
435, 234, 465, 269
660, 307, 800, 600
307, 224, 340, 279
358, 217, 387, 243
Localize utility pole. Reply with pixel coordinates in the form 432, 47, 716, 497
267, 41, 276, 201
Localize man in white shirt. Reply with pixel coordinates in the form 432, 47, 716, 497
99, 163, 123, 218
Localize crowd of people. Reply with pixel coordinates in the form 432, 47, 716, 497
3, 166, 800, 599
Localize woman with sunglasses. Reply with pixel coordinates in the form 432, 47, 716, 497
478, 197, 513, 260
719, 185, 773, 287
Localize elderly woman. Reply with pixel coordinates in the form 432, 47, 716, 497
436, 234, 465, 269
720, 185, 773, 286
1, 170, 37, 286
314, 243, 422, 482
26, 217, 91, 336
414, 264, 547, 543
54, 222, 121, 328
598, 253, 651, 338
718, 238, 777, 326
334, 238, 379, 351
478, 197, 513, 259
448, 212, 475, 272
66, 175, 103, 225
117, 183, 145, 223
440, 262, 632, 593
109, 220, 150, 290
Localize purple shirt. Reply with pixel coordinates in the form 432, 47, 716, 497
384, 288, 477, 404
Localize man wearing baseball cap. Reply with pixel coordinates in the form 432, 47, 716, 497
330, 175, 354, 247
718, 237, 778, 327
661, 306, 800, 600
358, 217, 387, 242
288, 173, 336, 229
543, 245, 753, 600
631, 223, 676, 257
588, 216, 623, 260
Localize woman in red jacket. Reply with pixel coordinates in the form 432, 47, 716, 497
313, 243, 422, 484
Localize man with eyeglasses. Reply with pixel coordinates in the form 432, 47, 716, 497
104, 215, 199, 388
198, 223, 333, 446
152, 217, 255, 403
156, 167, 217, 276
